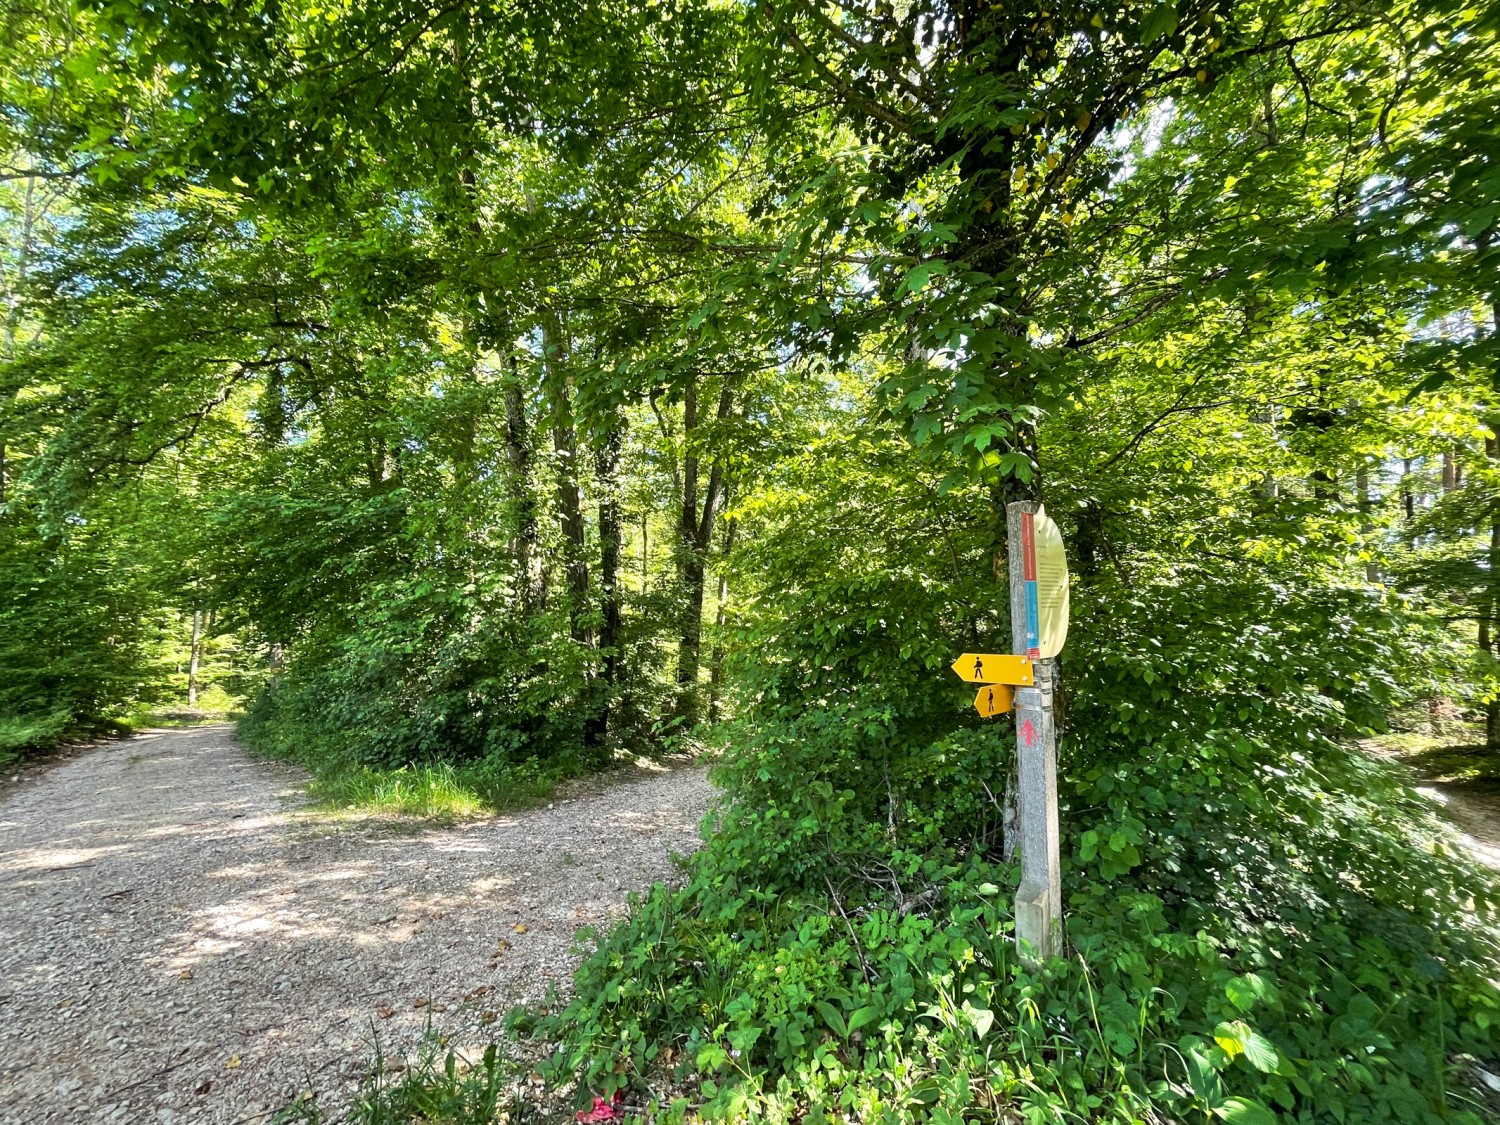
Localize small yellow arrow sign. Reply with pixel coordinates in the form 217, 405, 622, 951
951, 653, 1033, 686
973, 684, 1014, 718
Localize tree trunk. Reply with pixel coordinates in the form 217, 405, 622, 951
1356, 465, 1379, 583
593, 416, 624, 750
1487, 271, 1500, 749
541, 317, 591, 646
504, 354, 543, 612
1485, 515, 1500, 749
677, 547, 708, 719
187, 609, 202, 707
673, 374, 734, 722
260, 364, 287, 448
708, 517, 737, 723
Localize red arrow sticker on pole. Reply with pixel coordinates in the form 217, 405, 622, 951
1020, 717, 1037, 747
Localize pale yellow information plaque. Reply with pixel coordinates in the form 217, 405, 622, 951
1033, 505, 1069, 658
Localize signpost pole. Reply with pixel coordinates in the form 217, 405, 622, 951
1006, 501, 1062, 963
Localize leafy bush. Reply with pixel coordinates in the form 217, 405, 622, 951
539, 564, 1500, 1123
0, 505, 171, 739
237, 571, 620, 809
0, 710, 72, 765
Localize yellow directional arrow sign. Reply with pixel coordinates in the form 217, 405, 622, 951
973, 684, 1014, 718
951, 653, 1034, 686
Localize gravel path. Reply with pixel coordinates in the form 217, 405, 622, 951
0, 726, 713, 1124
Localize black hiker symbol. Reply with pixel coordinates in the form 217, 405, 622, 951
986, 687, 995, 714
973, 656, 984, 680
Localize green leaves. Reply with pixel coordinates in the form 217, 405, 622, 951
898, 260, 946, 296
1214, 1096, 1278, 1125
1138, 3, 1179, 46
1213, 1021, 1281, 1073
1225, 973, 1277, 1013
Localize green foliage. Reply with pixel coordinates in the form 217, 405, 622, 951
239, 579, 595, 771
536, 425, 1500, 1122
0, 710, 70, 766
0, 501, 164, 742
4, 0, 1499, 1120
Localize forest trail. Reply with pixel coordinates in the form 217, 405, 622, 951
1416, 783, 1500, 871
0, 726, 713, 1125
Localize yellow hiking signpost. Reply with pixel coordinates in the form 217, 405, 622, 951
973, 684, 1014, 717
949, 653, 1033, 687
949, 503, 1070, 967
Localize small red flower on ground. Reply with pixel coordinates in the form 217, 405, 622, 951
575, 1092, 625, 1122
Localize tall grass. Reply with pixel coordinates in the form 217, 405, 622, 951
298, 756, 590, 821
309, 763, 490, 820
274, 1024, 546, 1125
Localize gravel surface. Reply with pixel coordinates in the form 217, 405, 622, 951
0, 725, 713, 1124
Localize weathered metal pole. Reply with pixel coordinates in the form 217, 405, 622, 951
1007, 502, 1062, 963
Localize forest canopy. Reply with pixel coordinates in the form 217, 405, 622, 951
2, 0, 1499, 1121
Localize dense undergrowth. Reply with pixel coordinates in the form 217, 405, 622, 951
239, 675, 602, 818
529, 563, 1500, 1124
235, 572, 678, 815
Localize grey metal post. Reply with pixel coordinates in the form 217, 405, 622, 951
1007, 501, 1062, 963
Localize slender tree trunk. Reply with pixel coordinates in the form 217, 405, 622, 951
541, 317, 591, 646
675, 378, 701, 700
553, 412, 591, 644
1486, 514, 1500, 749
1402, 457, 1416, 526
1487, 270, 1500, 748
673, 374, 734, 722
1356, 465, 1379, 583
259, 364, 287, 448
708, 517, 738, 723
504, 354, 542, 612
188, 609, 202, 707
593, 417, 624, 750
641, 512, 649, 590
677, 548, 708, 718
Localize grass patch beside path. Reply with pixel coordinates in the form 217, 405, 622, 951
298, 751, 701, 824
307, 761, 525, 822
236, 699, 708, 825
254, 738, 695, 825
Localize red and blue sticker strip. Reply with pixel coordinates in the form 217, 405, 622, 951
1021, 512, 1040, 659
